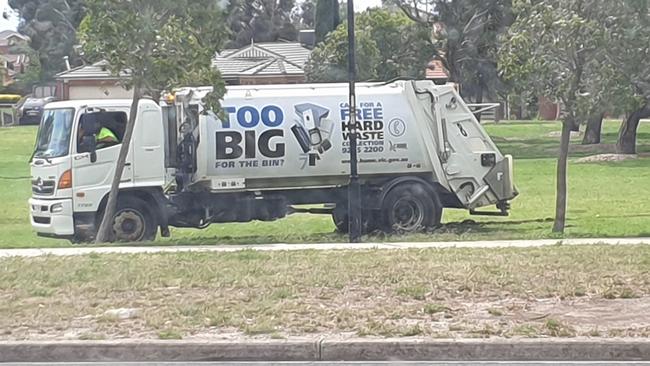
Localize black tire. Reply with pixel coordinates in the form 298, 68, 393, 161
332, 206, 349, 233
109, 196, 157, 242
70, 232, 95, 244
332, 204, 379, 234
381, 182, 441, 233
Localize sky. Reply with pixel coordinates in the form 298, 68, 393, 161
0, 0, 18, 31
352, 0, 383, 12
0, 0, 384, 32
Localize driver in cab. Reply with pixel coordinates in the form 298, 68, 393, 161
96, 126, 119, 148
79, 123, 119, 150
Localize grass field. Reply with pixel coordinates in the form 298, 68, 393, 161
2, 245, 650, 340
1, 121, 650, 248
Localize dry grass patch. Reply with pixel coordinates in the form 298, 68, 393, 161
2, 245, 650, 340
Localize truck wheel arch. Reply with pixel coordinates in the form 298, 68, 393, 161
96, 188, 167, 232
379, 176, 442, 208
378, 177, 443, 228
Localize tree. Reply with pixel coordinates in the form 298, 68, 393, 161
314, 0, 340, 44
305, 9, 434, 82
604, 0, 650, 154
79, 0, 228, 243
499, 0, 603, 233
9, 0, 85, 81
390, 0, 513, 105
292, 0, 316, 29
226, 0, 298, 48
580, 60, 627, 145
305, 23, 380, 81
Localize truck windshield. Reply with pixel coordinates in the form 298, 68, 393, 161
33, 108, 75, 159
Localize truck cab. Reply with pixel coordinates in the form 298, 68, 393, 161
29, 98, 168, 241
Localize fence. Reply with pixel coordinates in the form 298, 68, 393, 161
0, 103, 18, 127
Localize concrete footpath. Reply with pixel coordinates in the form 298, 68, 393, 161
2, 339, 650, 362
1, 237, 650, 258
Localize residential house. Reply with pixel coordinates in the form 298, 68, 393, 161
55, 41, 313, 100
0, 30, 29, 54
425, 59, 450, 85
213, 41, 311, 85
55, 60, 133, 100
0, 30, 30, 87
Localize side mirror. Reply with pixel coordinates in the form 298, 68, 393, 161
79, 135, 97, 163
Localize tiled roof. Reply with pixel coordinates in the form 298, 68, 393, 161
214, 42, 310, 77
0, 30, 28, 41
56, 60, 131, 80
58, 42, 311, 81
425, 59, 450, 80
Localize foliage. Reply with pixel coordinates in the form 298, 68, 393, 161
305, 9, 434, 82
600, 0, 650, 114
357, 9, 434, 80
79, 0, 229, 243
498, 0, 606, 233
314, 0, 340, 44
292, 0, 316, 29
596, 0, 650, 153
226, 0, 298, 48
499, 0, 604, 122
390, 0, 513, 103
8, 0, 85, 81
79, 0, 227, 110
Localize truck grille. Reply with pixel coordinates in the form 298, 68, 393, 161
32, 179, 55, 196
33, 216, 51, 224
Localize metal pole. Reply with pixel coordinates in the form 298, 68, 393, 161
347, 0, 362, 243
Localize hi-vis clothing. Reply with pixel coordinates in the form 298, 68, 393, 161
97, 127, 118, 143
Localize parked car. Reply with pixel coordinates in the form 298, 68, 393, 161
18, 85, 57, 125
18, 96, 56, 125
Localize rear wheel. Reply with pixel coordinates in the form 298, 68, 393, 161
109, 197, 157, 242
381, 183, 441, 233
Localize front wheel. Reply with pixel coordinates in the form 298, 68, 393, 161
109, 197, 157, 242
381, 183, 441, 233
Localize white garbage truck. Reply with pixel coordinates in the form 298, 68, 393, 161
28, 80, 517, 242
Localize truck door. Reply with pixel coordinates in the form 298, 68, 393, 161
71, 109, 134, 213
132, 104, 165, 185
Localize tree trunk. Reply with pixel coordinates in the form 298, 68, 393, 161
95, 86, 143, 243
582, 111, 604, 145
552, 120, 572, 233
616, 105, 650, 154
474, 87, 484, 122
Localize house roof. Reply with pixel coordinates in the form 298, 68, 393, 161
213, 42, 311, 78
425, 59, 450, 80
56, 60, 131, 80
57, 42, 312, 82
0, 30, 28, 41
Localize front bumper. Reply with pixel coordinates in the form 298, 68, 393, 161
29, 197, 74, 236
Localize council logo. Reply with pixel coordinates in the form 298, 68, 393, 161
388, 118, 406, 138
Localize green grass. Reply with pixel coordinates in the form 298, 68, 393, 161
3, 245, 650, 339
2, 120, 650, 248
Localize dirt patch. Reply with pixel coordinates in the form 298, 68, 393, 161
547, 130, 584, 139
3, 247, 650, 340
575, 154, 638, 163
